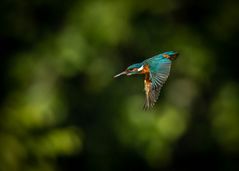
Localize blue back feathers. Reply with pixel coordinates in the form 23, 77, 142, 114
127, 63, 143, 70
143, 51, 178, 74
126, 51, 178, 74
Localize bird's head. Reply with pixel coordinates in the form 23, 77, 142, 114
162, 51, 179, 60
114, 63, 143, 78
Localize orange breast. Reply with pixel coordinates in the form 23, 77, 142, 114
144, 73, 151, 96
141, 65, 150, 74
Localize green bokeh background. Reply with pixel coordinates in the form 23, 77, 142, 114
0, 0, 239, 171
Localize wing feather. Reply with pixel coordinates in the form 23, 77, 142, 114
143, 64, 171, 110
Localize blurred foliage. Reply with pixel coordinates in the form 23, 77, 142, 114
0, 0, 239, 171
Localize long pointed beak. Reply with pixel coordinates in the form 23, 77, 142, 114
114, 71, 127, 78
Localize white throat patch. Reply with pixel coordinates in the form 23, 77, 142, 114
137, 65, 144, 71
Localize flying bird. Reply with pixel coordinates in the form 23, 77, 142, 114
114, 51, 179, 109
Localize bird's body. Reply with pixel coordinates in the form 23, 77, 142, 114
114, 51, 179, 109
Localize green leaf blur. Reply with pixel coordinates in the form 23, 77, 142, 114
0, 0, 238, 171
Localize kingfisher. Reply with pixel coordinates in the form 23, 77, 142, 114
114, 51, 179, 109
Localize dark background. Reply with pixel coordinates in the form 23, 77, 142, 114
0, 0, 239, 171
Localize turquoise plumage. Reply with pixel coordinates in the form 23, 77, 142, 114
114, 51, 179, 109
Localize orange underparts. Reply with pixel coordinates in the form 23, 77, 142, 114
141, 65, 151, 87
140, 64, 150, 74
143, 65, 151, 98
144, 73, 151, 99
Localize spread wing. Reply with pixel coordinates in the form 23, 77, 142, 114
143, 63, 171, 110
